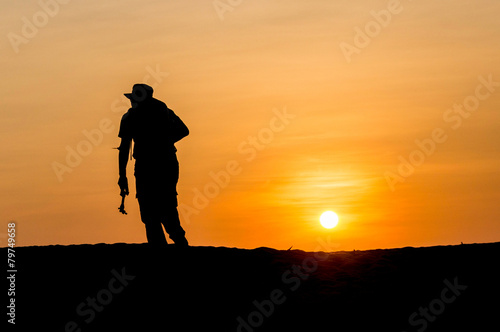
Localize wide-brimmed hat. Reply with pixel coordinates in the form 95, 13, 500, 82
124, 83, 154, 101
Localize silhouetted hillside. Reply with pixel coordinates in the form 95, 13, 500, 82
4, 242, 500, 331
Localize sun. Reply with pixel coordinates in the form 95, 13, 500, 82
320, 211, 339, 229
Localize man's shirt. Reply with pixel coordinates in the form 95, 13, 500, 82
118, 98, 186, 161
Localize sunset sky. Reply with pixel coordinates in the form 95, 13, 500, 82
1, 0, 499, 251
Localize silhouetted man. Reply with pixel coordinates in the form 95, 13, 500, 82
118, 83, 189, 248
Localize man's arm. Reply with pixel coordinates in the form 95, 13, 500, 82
170, 111, 189, 143
118, 138, 131, 195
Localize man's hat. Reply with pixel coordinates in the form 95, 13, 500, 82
124, 83, 154, 101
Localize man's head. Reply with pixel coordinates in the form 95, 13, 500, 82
124, 83, 154, 103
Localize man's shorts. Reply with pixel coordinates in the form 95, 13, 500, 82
134, 154, 179, 207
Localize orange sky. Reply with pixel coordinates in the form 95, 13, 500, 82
1, 0, 499, 251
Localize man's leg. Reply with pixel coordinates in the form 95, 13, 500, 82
162, 207, 188, 248
144, 222, 168, 247
138, 198, 168, 248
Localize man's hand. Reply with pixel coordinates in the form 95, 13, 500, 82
118, 176, 129, 196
